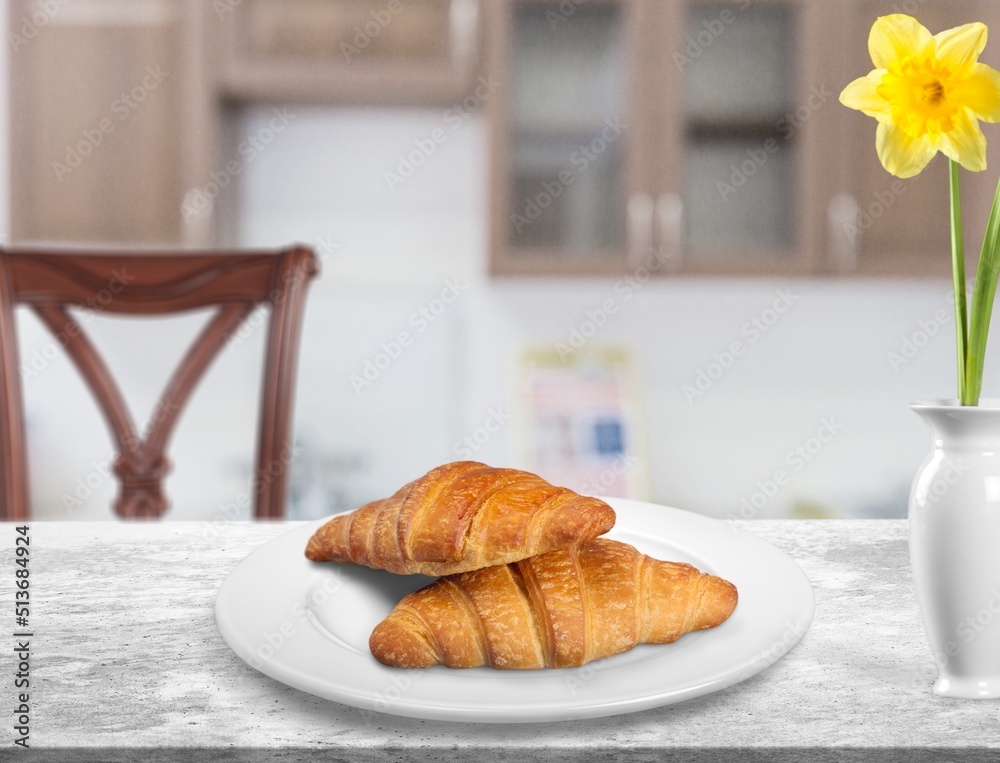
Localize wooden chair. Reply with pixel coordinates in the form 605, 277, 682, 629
0, 245, 319, 520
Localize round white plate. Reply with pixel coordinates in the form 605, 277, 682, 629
215, 498, 814, 723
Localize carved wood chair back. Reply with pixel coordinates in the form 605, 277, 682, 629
0, 245, 319, 519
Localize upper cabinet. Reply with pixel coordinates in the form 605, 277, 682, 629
7, 0, 481, 247
488, 0, 639, 275
11, 0, 1000, 274
217, 0, 482, 105
488, 0, 1000, 277
501, 1, 632, 268
673, 1, 809, 270
9, 0, 190, 245
488, 0, 836, 275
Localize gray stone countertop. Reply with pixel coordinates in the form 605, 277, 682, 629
1, 519, 998, 762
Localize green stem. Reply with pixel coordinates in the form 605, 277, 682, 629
949, 160, 970, 404
965, 176, 1000, 407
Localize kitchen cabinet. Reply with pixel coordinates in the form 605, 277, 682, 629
7, 0, 480, 247
13, 0, 1000, 271
487, 0, 640, 275
216, 0, 482, 105
8, 0, 214, 245
488, 0, 1000, 277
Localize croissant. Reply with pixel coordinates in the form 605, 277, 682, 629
305, 461, 616, 576
369, 538, 738, 669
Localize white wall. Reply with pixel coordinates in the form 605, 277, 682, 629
16, 103, 988, 521
231, 106, 980, 521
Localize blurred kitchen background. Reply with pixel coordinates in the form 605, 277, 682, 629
8, 0, 1000, 522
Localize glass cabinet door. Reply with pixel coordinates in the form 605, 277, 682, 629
679, 1, 799, 265
491, 0, 826, 275
497, 0, 633, 269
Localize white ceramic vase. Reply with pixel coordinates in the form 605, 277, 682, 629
909, 399, 1000, 698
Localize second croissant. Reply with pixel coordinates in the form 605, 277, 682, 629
370, 538, 738, 670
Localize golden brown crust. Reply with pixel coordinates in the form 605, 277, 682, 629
369, 538, 739, 669
305, 462, 617, 576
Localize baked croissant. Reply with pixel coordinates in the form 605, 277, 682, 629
369, 538, 738, 669
305, 461, 616, 576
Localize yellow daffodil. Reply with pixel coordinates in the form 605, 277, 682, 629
840, 14, 1000, 178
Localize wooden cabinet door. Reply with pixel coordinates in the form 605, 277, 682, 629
9, 0, 190, 244
217, 0, 482, 105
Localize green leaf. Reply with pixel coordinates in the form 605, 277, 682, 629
964, 175, 1000, 406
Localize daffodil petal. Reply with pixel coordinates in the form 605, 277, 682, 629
876, 120, 938, 178
869, 14, 932, 69
840, 71, 892, 119
935, 108, 988, 171
950, 63, 1000, 123
934, 22, 988, 72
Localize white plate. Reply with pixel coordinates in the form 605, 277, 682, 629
215, 498, 814, 723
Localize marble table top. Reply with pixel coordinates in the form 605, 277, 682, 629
4, 519, 998, 762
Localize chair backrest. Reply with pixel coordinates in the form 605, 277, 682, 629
0, 245, 319, 520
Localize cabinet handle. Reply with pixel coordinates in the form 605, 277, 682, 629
827, 193, 860, 273
656, 193, 684, 270
628, 193, 654, 265
449, 0, 479, 69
